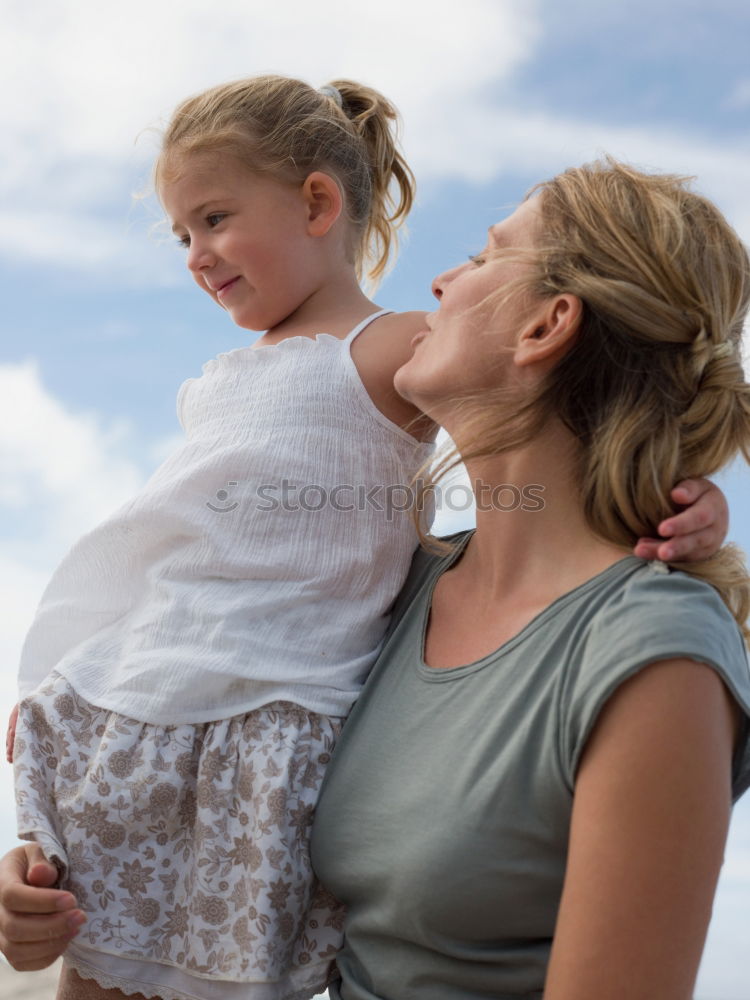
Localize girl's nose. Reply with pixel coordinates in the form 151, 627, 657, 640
186, 239, 215, 274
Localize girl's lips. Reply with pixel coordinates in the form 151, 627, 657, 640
217, 277, 240, 297
411, 330, 428, 348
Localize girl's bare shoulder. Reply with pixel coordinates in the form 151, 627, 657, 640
350, 311, 436, 441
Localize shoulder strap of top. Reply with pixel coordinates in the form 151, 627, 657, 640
343, 309, 394, 345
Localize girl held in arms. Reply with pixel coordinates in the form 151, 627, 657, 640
3, 78, 732, 1000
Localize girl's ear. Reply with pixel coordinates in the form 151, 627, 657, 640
514, 294, 583, 368
302, 171, 343, 237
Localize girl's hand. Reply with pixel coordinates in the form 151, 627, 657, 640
633, 478, 728, 562
6, 704, 19, 764
0, 844, 85, 971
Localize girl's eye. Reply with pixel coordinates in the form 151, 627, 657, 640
468, 253, 485, 266
173, 213, 225, 249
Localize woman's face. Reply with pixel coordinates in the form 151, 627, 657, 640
394, 197, 544, 417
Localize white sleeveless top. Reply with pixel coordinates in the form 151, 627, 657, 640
17, 311, 434, 723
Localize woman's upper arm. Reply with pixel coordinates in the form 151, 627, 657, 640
545, 657, 739, 1000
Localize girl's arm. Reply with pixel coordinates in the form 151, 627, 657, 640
635, 478, 729, 561
6, 704, 18, 763
544, 658, 738, 1000
351, 310, 438, 441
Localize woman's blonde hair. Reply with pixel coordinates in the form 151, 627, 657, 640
421, 158, 750, 637
153, 74, 415, 286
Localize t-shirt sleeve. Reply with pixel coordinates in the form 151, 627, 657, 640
560, 565, 750, 801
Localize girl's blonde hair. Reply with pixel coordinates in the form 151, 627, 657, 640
421, 158, 750, 637
153, 74, 415, 285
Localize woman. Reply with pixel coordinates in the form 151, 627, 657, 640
1, 159, 749, 998
311, 160, 750, 998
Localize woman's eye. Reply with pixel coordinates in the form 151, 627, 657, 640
468, 253, 485, 266
175, 234, 190, 249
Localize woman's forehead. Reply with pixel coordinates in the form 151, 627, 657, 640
490, 198, 541, 246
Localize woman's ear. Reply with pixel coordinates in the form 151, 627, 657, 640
514, 294, 582, 368
302, 171, 343, 237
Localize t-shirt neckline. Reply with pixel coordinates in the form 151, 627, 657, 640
417, 532, 642, 681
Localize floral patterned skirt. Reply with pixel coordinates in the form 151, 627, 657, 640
13, 670, 345, 1000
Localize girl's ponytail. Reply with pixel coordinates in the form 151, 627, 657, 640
329, 80, 415, 285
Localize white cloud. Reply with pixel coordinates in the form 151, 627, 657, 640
0, 0, 539, 283
0, 361, 145, 548
723, 77, 750, 111
0, 0, 539, 277
413, 103, 750, 248
5, 1, 750, 281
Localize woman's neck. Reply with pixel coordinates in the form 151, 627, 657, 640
456, 420, 630, 604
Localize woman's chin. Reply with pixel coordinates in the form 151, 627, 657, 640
395, 367, 451, 426
392, 363, 417, 405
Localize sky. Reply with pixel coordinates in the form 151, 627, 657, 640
1, 0, 750, 996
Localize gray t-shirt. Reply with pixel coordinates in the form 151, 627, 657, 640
311, 531, 750, 1000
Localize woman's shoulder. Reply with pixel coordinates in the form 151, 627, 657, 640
384, 531, 473, 637
561, 560, 750, 795
595, 559, 745, 643
578, 559, 748, 681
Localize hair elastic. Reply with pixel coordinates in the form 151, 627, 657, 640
711, 342, 734, 361
319, 84, 344, 109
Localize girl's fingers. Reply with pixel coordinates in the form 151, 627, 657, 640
5, 704, 19, 764
633, 538, 662, 560
0, 927, 75, 968
1, 949, 71, 972
0, 847, 74, 915
25, 845, 62, 890
658, 504, 712, 542
0, 846, 82, 970
2, 908, 85, 945
655, 530, 715, 563
670, 477, 709, 506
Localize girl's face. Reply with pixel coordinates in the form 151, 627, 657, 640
161, 153, 320, 332
394, 197, 544, 418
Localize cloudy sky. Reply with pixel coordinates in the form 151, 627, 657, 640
1, 1, 750, 996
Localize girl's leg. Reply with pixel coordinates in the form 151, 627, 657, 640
56, 964, 151, 1000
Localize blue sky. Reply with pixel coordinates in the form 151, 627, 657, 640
1, 1, 750, 996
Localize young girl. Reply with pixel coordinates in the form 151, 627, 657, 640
7, 76, 729, 1000
11, 74, 432, 1000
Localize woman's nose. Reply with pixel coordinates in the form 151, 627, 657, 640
431, 263, 463, 301
431, 270, 447, 300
